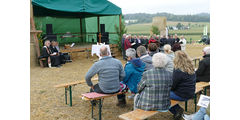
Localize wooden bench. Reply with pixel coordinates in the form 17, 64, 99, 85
54, 78, 97, 106
191, 57, 201, 68
119, 86, 204, 120
61, 47, 90, 60
80, 91, 127, 120
38, 58, 47, 67
119, 100, 179, 120
196, 82, 210, 95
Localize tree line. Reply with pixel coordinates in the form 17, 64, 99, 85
123, 12, 210, 24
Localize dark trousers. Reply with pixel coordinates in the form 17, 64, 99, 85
90, 84, 126, 102
50, 55, 61, 66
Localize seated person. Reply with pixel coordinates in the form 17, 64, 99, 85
169, 51, 196, 120
85, 45, 125, 106
172, 42, 182, 52
41, 40, 61, 67
196, 47, 210, 82
183, 106, 210, 120
123, 48, 145, 98
183, 96, 210, 120
134, 53, 173, 111
50, 41, 71, 64
163, 44, 175, 72
136, 46, 154, 71
148, 43, 158, 57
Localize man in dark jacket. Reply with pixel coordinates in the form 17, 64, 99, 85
41, 40, 61, 67
196, 47, 210, 82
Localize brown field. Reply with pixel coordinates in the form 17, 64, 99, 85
30, 44, 209, 120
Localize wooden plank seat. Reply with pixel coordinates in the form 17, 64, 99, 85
61, 47, 90, 60
119, 100, 179, 120
38, 57, 47, 67
54, 78, 97, 106
196, 82, 210, 95
119, 86, 204, 120
80, 91, 127, 120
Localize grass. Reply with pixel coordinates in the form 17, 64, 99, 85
126, 21, 210, 41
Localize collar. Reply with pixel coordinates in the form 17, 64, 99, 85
100, 56, 112, 60
140, 54, 149, 59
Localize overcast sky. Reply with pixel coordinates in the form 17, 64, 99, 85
108, 0, 210, 15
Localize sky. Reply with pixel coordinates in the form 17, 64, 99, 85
108, 0, 210, 15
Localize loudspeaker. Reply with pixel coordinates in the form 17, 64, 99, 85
100, 24, 105, 33
97, 32, 109, 44
46, 24, 53, 35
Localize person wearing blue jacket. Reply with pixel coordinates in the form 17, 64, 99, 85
118, 48, 145, 107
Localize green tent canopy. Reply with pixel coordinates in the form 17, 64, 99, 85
32, 0, 123, 45
32, 0, 122, 17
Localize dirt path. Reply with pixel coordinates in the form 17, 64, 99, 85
30, 44, 209, 120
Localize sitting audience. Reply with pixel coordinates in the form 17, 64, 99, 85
172, 43, 182, 52
85, 45, 125, 106
169, 51, 196, 120
123, 48, 145, 99
134, 53, 173, 111
50, 40, 66, 64
163, 44, 175, 72
136, 46, 154, 71
183, 105, 210, 120
196, 46, 210, 82
148, 43, 158, 57
41, 40, 61, 67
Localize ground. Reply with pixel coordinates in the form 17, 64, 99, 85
30, 44, 210, 120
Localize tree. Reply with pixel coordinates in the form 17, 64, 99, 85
114, 16, 127, 52
176, 23, 182, 30
151, 26, 160, 35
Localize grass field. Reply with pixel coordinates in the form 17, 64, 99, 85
126, 21, 210, 41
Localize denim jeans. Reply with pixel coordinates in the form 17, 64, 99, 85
169, 91, 188, 115
192, 107, 210, 120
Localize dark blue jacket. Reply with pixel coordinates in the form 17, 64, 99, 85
171, 69, 196, 99
123, 58, 145, 93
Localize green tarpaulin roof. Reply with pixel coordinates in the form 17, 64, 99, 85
32, 0, 122, 17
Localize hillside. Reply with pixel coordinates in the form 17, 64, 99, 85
123, 12, 210, 24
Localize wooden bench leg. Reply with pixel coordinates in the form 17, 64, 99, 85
69, 86, 72, 107
185, 101, 188, 112
91, 99, 103, 120
204, 87, 207, 95
98, 99, 102, 120
65, 87, 68, 104
64, 86, 73, 107
194, 94, 197, 112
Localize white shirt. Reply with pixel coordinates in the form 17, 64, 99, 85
179, 38, 186, 51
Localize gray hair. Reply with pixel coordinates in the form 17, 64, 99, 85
203, 46, 210, 55
126, 48, 136, 58
163, 44, 172, 53
136, 46, 147, 56
44, 40, 50, 46
100, 45, 108, 56
152, 53, 167, 68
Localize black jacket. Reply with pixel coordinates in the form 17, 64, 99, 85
171, 69, 196, 99
50, 45, 59, 53
196, 54, 210, 82
41, 46, 52, 58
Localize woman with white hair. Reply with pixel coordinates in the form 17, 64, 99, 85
134, 53, 173, 111
120, 48, 145, 104
164, 44, 175, 72
169, 51, 196, 120
196, 46, 210, 82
